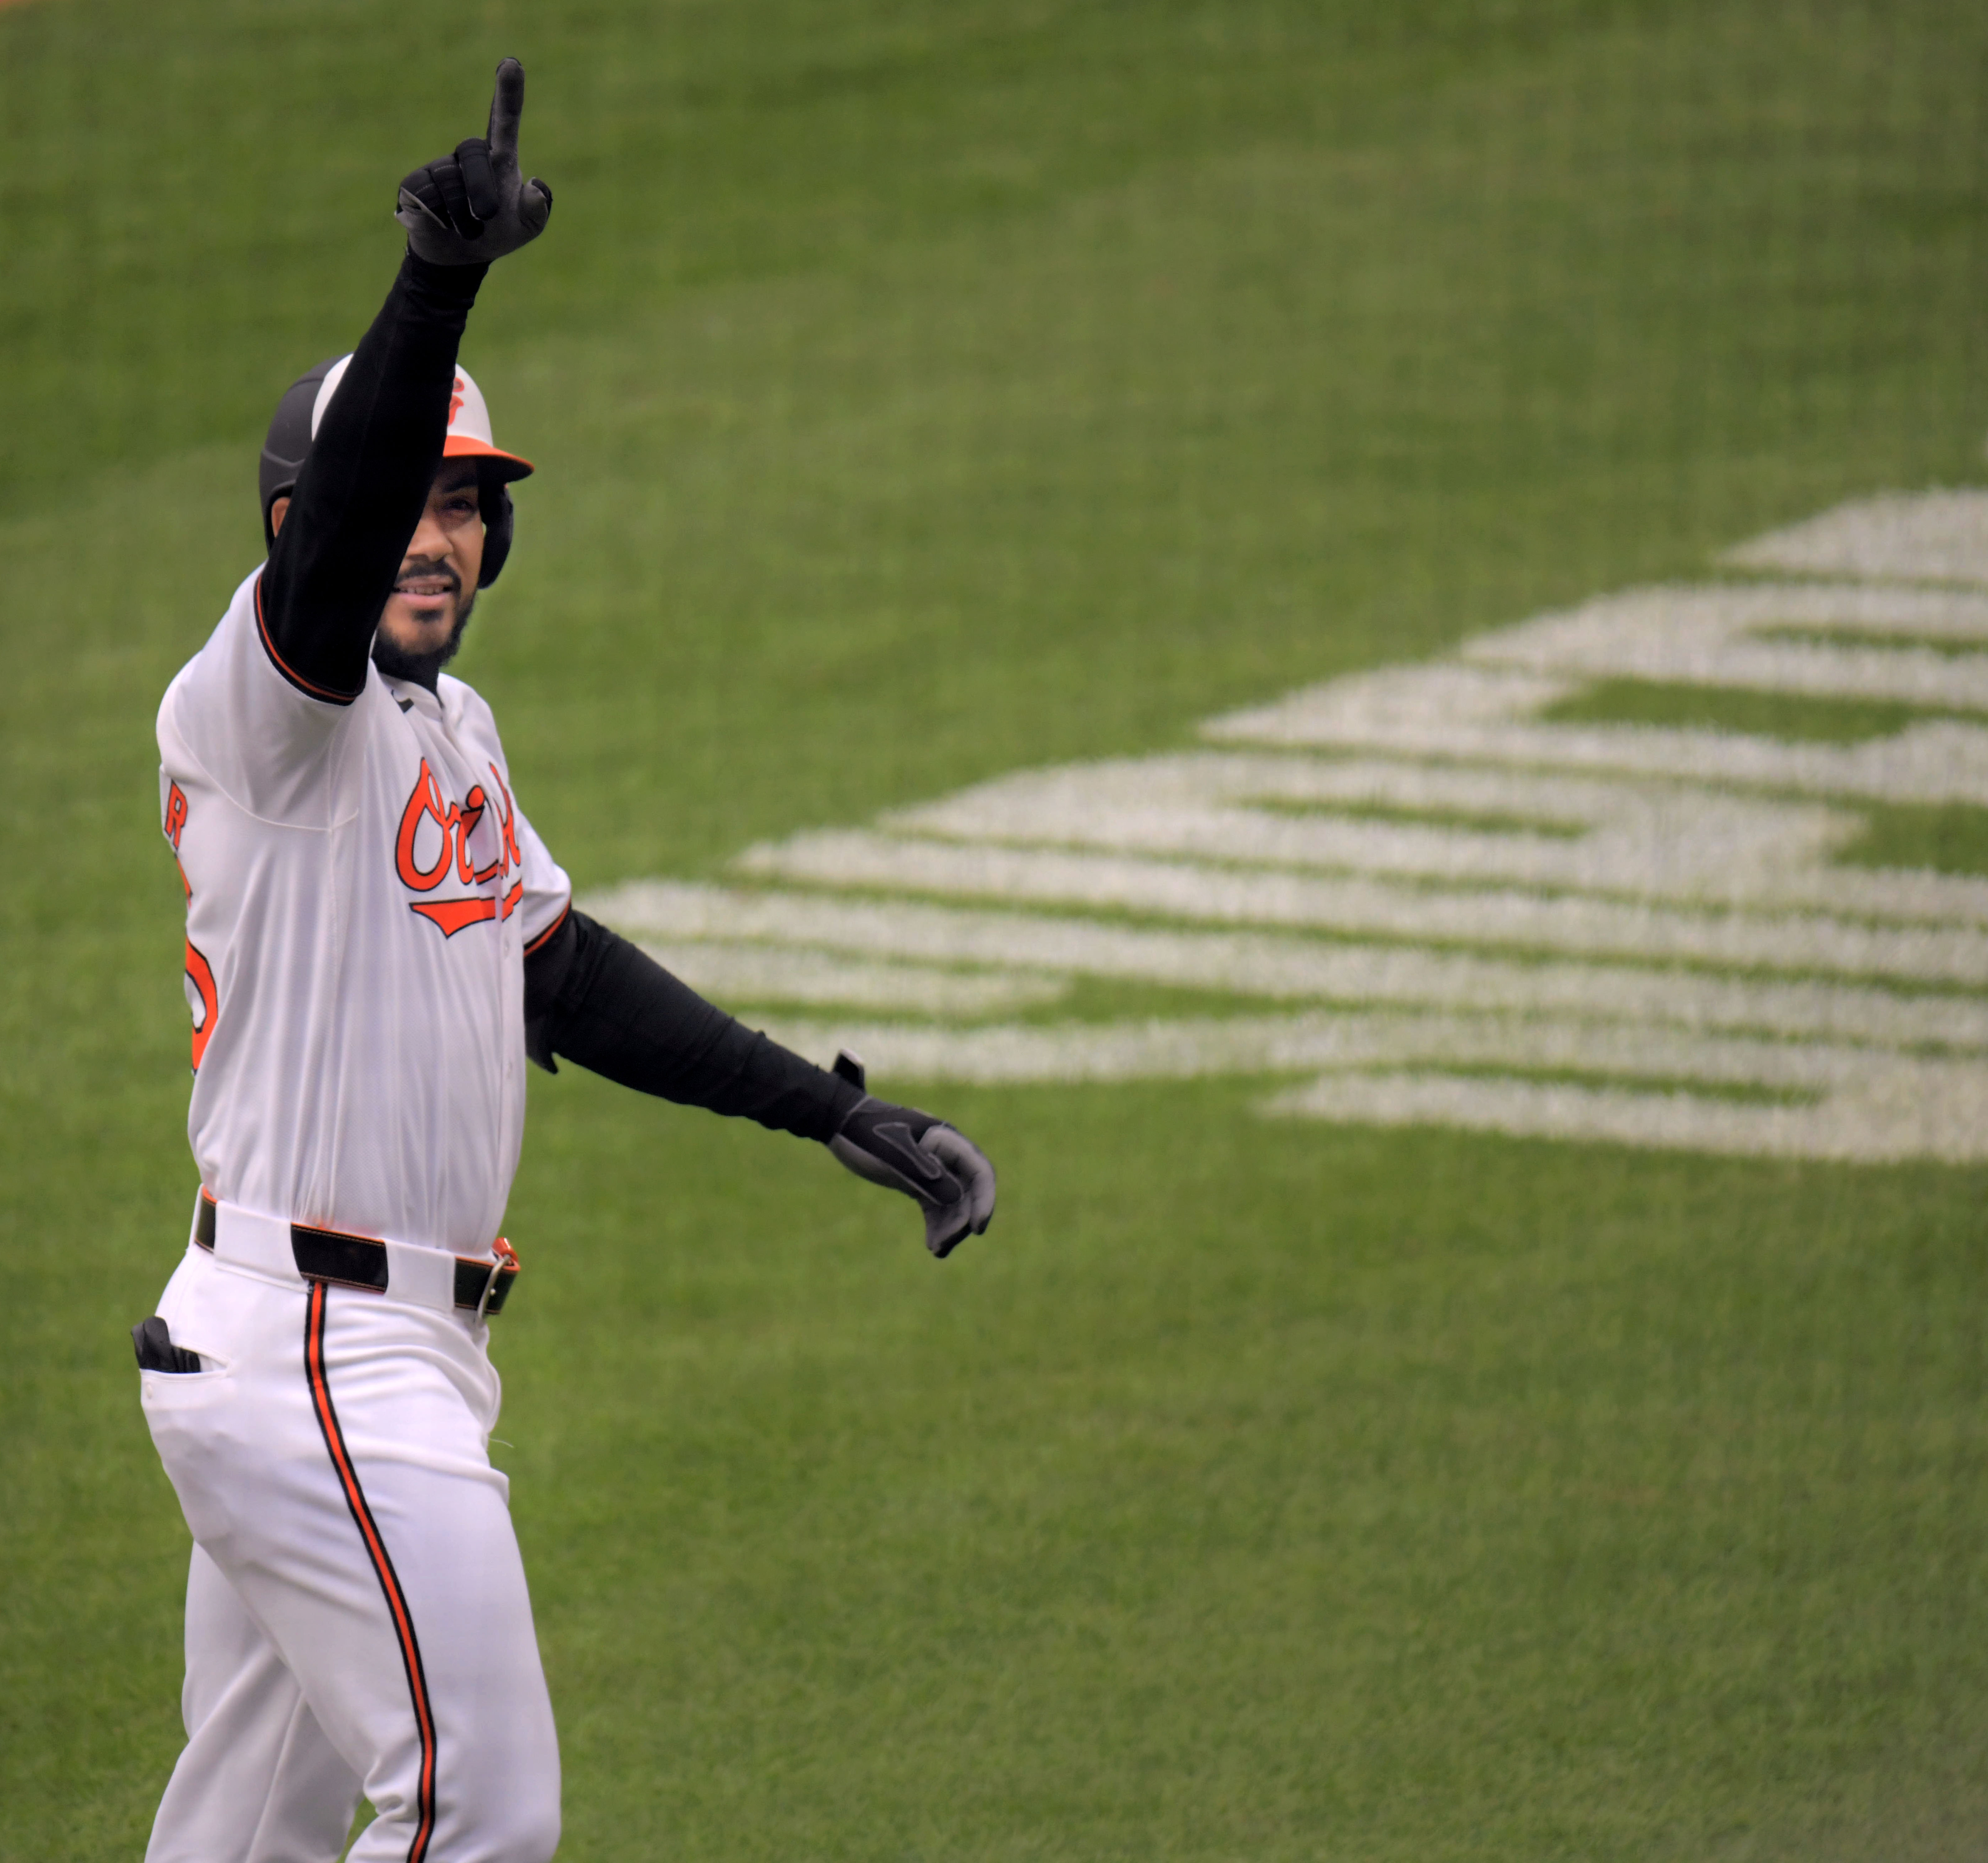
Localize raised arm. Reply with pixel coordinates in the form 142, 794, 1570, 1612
259, 259, 487, 699
258, 60, 552, 701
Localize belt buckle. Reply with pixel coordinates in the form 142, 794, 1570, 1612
475, 1237, 519, 1321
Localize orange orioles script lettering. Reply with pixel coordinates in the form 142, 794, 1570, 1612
163, 781, 217, 1070
394, 758, 525, 937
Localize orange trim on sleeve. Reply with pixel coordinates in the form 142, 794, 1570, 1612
253, 574, 364, 707
522, 900, 572, 957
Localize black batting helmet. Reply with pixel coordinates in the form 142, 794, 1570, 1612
258, 356, 531, 587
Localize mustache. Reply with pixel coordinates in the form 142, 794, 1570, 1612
392, 558, 462, 595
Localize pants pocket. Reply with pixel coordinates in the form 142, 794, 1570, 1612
141, 1364, 241, 1545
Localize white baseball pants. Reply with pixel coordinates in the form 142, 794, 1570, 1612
140, 1240, 561, 1863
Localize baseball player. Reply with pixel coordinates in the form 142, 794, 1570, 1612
135, 61, 995, 1863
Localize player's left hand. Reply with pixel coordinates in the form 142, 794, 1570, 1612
396, 58, 553, 266
830, 1095, 997, 1259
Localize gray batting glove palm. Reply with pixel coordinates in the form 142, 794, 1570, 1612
831, 1095, 997, 1259
395, 58, 552, 266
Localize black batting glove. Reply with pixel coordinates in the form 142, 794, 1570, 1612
396, 59, 552, 265
826, 1054, 996, 1259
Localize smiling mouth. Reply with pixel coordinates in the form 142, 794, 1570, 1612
394, 574, 458, 601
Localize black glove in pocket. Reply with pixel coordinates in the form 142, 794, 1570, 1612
133, 1315, 206, 1375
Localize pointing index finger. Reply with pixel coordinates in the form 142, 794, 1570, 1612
486, 57, 525, 168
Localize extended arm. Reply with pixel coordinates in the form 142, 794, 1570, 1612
524, 908, 860, 1138
525, 911, 998, 1255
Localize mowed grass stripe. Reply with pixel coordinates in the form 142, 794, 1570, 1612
596, 878, 1988, 1050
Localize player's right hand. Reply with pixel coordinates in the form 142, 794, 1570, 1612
396, 58, 552, 266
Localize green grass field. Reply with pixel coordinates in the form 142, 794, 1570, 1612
6, 1, 1988, 1856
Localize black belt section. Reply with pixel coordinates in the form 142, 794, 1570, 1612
195, 1194, 520, 1316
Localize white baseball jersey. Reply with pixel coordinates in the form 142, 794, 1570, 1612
157, 565, 571, 1254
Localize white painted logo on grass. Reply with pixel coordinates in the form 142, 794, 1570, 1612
588, 489, 1988, 1162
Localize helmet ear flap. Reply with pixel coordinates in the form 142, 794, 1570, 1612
479, 480, 515, 588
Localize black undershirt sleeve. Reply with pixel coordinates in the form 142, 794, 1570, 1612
523, 909, 864, 1143
259, 253, 488, 701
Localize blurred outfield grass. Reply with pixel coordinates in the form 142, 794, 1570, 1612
4, 1, 1988, 1857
